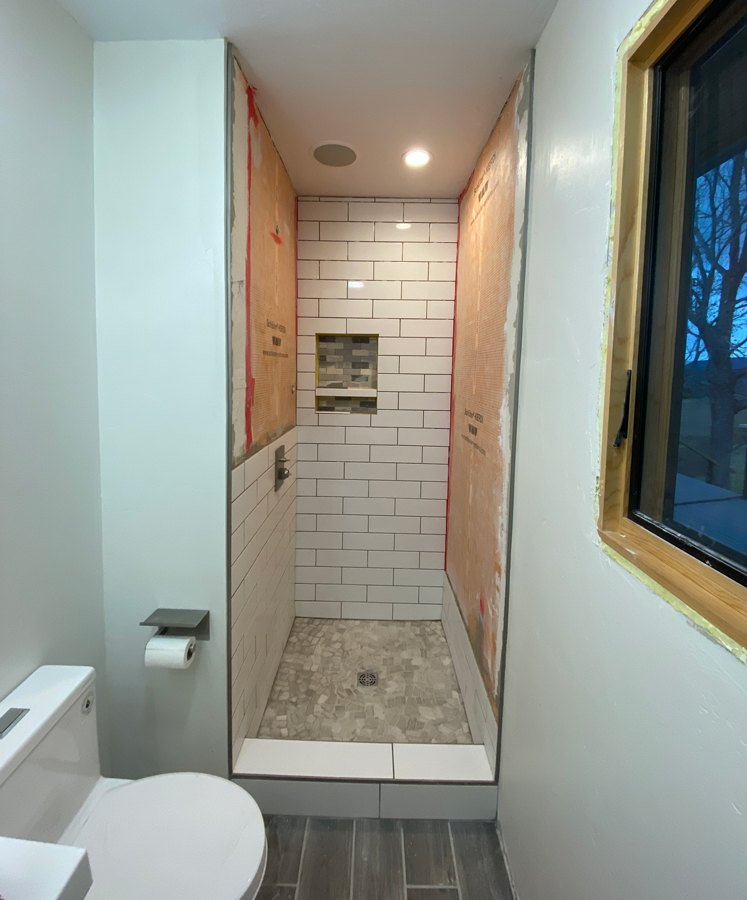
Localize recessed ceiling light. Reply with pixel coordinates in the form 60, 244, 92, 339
403, 148, 431, 168
396, 223, 411, 230
313, 143, 357, 167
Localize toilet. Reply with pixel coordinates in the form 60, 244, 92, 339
0, 666, 266, 899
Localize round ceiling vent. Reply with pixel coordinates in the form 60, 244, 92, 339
313, 143, 357, 167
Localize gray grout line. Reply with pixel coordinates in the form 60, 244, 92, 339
349, 819, 356, 900
400, 820, 408, 899
447, 821, 464, 900
294, 816, 310, 893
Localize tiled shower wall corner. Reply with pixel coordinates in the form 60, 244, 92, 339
442, 576, 499, 774
230, 429, 297, 766
295, 197, 457, 621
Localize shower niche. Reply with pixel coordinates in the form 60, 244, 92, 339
315, 333, 378, 413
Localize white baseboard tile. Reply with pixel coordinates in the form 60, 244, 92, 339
236, 738, 393, 780
442, 574, 499, 776
236, 777, 380, 818
392, 743, 494, 782
380, 783, 498, 820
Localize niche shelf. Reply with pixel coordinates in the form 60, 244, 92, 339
316, 334, 378, 413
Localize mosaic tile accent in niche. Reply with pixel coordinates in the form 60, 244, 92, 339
316, 334, 378, 389
258, 618, 473, 743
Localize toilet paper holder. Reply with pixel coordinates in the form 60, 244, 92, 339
139, 608, 210, 641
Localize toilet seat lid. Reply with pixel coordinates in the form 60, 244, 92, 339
71, 772, 266, 900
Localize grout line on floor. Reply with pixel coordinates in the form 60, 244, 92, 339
349, 818, 356, 900
447, 821, 464, 900
294, 816, 310, 892
400, 819, 408, 897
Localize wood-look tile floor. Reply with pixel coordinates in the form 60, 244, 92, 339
258, 619, 473, 744
259, 815, 513, 900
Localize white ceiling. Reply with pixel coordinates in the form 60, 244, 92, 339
58, 0, 557, 198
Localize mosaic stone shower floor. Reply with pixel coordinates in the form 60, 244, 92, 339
258, 618, 473, 743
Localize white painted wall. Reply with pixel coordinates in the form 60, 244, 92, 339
0, 1, 105, 707
499, 0, 747, 898
94, 40, 229, 778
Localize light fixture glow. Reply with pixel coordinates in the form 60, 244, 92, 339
403, 148, 431, 168
395, 223, 411, 230
348, 280, 364, 290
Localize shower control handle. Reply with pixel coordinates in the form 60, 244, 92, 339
274, 444, 290, 491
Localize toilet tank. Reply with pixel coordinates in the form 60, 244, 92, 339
0, 666, 100, 843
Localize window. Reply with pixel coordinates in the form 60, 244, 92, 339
601, 0, 747, 647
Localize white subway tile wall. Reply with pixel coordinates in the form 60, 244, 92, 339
296, 198, 457, 620
230, 428, 297, 766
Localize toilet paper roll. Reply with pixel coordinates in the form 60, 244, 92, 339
144, 635, 197, 670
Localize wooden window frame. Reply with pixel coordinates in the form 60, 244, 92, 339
599, 0, 747, 648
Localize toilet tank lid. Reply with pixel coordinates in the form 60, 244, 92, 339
0, 666, 95, 790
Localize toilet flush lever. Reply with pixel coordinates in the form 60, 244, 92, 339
274, 444, 290, 492
0, 707, 29, 739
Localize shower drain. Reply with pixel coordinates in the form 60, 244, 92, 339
357, 671, 379, 687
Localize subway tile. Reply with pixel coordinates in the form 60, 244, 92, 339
318, 412, 371, 426
319, 298, 372, 318
370, 445, 422, 463
377, 392, 400, 409
320, 260, 373, 280
298, 240, 347, 260
378, 356, 400, 374
348, 241, 403, 261
423, 446, 449, 464
298, 461, 344, 479
342, 601, 393, 620
244, 447, 271, 485
316, 478, 369, 497
345, 461, 397, 480
297, 259, 319, 279
298, 316, 346, 335
343, 532, 395, 550
317, 444, 370, 462
400, 356, 452, 375
316, 583, 367, 603
420, 552, 445, 569
419, 585, 444, 603
316, 549, 368, 567
316, 514, 369, 532
369, 515, 420, 534
375, 221, 430, 241
342, 567, 394, 585
395, 534, 445, 552
394, 568, 444, 587
427, 338, 453, 356
401, 318, 454, 337
369, 480, 421, 499
393, 604, 441, 620
296, 566, 342, 584
403, 243, 458, 263
421, 516, 447, 533
397, 428, 450, 447
295, 530, 342, 550
295, 598, 341, 618
298, 298, 318, 318
297, 221, 320, 240
404, 202, 458, 223
347, 281, 401, 300
398, 463, 448, 482
297, 425, 345, 444
425, 374, 452, 392
231, 465, 244, 501
296, 478, 317, 496
297, 496, 343, 514
368, 585, 418, 604
298, 279, 347, 299
348, 201, 404, 221
297, 372, 316, 392
296, 548, 316, 566
426, 301, 455, 319
343, 497, 395, 515
377, 373, 424, 391
378, 336, 426, 355
429, 262, 456, 281
345, 427, 399, 445
320, 221, 374, 241
296, 582, 315, 604
296, 513, 316, 531
402, 281, 455, 300
423, 410, 451, 428
373, 300, 426, 319
430, 223, 459, 242
374, 261, 428, 281
396, 498, 447, 517
297, 335, 316, 354
398, 393, 451, 411
297, 353, 315, 373
298, 200, 348, 221
368, 550, 419, 568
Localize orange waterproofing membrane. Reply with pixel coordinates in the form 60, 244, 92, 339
230, 58, 297, 465
446, 65, 532, 719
